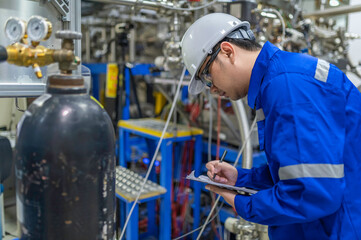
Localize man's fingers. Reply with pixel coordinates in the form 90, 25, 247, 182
207, 171, 229, 183
205, 185, 237, 208
217, 176, 228, 184
207, 171, 214, 179
205, 162, 215, 172
205, 184, 222, 194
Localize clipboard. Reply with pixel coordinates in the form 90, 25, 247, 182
186, 170, 258, 195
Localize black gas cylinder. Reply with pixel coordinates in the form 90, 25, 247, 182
15, 74, 115, 240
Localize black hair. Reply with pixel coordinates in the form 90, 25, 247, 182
212, 38, 261, 53
225, 38, 262, 51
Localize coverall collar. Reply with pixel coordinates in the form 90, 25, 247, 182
247, 41, 280, 109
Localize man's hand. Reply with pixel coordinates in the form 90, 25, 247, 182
206, 161, 238, 185
205, 185, 237, 208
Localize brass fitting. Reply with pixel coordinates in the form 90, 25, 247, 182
2, 16, 81, 78
6, 43, 55, 68
6, 41, 79, 78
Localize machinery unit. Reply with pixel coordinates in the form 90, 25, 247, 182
0, 13, 116, 239
15, 73, 116, 239
1, 1, 361, 240
0, 0, 81, 97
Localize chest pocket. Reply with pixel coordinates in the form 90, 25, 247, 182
256, 108, 265, 150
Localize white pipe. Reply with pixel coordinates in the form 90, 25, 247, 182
304, 4, 361, 17
232, 99, 252, 169
86, 0, 218, 11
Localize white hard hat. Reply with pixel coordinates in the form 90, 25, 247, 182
181, 13, 255, 95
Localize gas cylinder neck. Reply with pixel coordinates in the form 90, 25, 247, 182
47, 74, 86, 94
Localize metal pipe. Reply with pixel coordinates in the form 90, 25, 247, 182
232, 99, 253, 169
85, 0, 217, 11
85, 0, 163, 11
303, 4, 361, 18
0, 192, 4, 238
129, 27, 136, 62
209, 97, 242, 143
85, 29, 91, 62
109, 27, 116, 62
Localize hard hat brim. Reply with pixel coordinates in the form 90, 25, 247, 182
188, 75, 206, 95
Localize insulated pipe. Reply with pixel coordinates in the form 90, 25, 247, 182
232, 99, 253, 169
85, 0, 217, 11
303, 4, 361, 18
85, 0, 167, 11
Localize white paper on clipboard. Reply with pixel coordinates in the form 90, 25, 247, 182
186, 170, 258, 195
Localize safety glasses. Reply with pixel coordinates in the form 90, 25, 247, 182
198, 47, 221, 88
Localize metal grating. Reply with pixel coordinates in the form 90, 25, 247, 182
115, 166, 166, 202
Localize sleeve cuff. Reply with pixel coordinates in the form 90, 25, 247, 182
234, 194, 251, 218
235, 167, 252, 187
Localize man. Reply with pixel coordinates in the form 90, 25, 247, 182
181, 13, 361, 239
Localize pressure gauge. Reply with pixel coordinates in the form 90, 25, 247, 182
27, 16, 52, 42
4, 17, 26, 42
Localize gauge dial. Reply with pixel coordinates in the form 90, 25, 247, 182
5, 17, 26, 42
27, 16, 52, 42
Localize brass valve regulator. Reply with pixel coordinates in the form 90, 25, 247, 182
1, 15, 81, 78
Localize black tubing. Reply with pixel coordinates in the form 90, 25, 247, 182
0, 45, 8, 62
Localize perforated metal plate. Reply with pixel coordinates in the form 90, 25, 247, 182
115, 166, 166, 202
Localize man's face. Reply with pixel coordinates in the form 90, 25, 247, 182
197, 42, 249, 101
196, 47, 221, 90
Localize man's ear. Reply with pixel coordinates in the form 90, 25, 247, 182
220, 41, 235, 63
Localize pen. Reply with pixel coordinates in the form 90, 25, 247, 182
212, 150, 227, 180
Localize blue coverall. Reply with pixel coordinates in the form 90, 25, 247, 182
234, 41, 361, 239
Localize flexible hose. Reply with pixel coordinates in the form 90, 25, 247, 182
161, 0, 218, 11
172, 116, 257, 240
118, 66, 187, 240
195, 117, 258, 240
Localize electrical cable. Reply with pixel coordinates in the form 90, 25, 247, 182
196, 116, 258, 240
215, 204, 223, 239
172, 116, 258, 240
210, 192, 222, 240
180, 141, 193, 233
207, 91, 223, 238
161, 0, 218, 11
171, 143, 179, 237
115, 64, 124, 126
118, 66, 187, 240
128, 66, 143, 118
172, 204, 222, 240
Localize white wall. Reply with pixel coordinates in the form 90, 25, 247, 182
348, 0, 361, 66
0, 98, 26, 132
